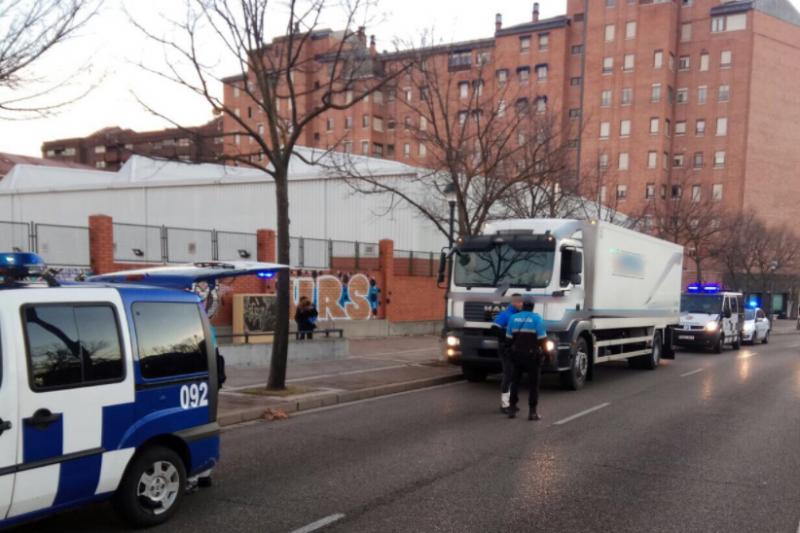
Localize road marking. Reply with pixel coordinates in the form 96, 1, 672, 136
288, 514, 345, 533
680, 368, 705, 377
553, 402, 610, 426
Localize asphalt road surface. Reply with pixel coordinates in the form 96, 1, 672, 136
16, 335, 800, 533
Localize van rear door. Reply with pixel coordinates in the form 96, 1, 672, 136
0, 307, 19, 520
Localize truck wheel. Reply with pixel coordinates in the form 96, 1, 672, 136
113, 445, 187, 528
462, 365, 488, 383
639, 332, 662, 370
560, 336, 589, 390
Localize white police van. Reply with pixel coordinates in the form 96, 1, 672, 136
0, 253, 285, 528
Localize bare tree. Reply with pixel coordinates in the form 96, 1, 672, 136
339, 37, 577, 240
0, 0, 98, 118
133, 0, 403, 390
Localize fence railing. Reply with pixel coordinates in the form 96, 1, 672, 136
394, 250, 437, 277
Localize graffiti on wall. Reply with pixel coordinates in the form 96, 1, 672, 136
292, 271, 381, 320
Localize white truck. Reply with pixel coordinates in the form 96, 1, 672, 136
443, 219, 684, 389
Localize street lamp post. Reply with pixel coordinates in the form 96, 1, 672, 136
768, 260, 779, 319
442, 184, 457, 335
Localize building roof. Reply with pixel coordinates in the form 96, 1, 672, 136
495, 15, 570, 37
0, 152, 94, 179
711, 0, 800, 26
0, 146, 421, 194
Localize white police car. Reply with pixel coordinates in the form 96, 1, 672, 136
0, 253, 286, 528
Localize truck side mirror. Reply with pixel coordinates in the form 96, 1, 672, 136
436, 251, 447, 284
571, 252, 583, 275
571, 274, 582, 286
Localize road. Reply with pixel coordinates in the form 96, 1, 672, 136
18, 335, 800, 533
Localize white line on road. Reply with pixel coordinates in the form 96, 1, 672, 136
288, 513, 345, 533
680, 368, 705, 377
553, 402, 610, 426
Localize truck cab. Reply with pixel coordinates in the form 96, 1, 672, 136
0, 253, 286, 528
443, 219, 683, 390
673, 286, 743, 352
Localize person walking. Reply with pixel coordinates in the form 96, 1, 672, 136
493, 294, 524, 414
295, 296, 318, 340
506, 300, 549, 421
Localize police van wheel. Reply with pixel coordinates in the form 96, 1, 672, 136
462, 365, 488, 383
560, 337, 589, 390
114, 446, 187, 528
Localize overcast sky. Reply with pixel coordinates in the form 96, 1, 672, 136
1, 0, 797, 157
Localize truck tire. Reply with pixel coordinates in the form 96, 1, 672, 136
638, 331, 662, 370
113, 445, 187, 528
462, 365, 488, 383
560, 336, 589, 390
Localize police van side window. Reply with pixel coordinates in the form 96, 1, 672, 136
23, 304, 124, 390
133, 302, 208, 379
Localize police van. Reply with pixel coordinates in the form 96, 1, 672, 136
0, 253, 285, 528
672, 284, 744, 353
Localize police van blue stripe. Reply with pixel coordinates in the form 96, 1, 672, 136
52, 454, 103, 506
22, 415, 63, 464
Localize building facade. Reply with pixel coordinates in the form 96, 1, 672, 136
222, 0, 800, 228
42, 118, 224, 171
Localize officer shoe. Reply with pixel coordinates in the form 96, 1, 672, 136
528, 411, 541, 421
508, 406, 519, 419
500, 406, 510, 415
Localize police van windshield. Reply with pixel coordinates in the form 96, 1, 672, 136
454, 244, 554, 288
681, 294, 723, 314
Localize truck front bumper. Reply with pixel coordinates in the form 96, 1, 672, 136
445, 329, 570, 373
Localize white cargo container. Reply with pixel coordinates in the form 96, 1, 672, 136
443, 219, 684, 390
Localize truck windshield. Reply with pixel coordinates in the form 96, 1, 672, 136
681, 294, 723, 314
453, 245, 554, 288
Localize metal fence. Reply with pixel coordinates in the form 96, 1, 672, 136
217, 231, 257, 261
113, 223, 163, 263
394, 249, 437, 277
35, 224, 90, 267
0, 221, 31, 253
166, 227, 214, 263
289, 237, 381, 270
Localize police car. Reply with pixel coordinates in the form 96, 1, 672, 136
0, 253, 286, 528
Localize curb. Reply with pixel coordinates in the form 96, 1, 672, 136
217, 373, 464, 427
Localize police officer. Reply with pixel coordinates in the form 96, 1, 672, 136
506, 300, 548, 421
493, 293, 523, 414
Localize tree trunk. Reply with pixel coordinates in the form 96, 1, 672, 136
267, 166, 292, 390
694, 255, 703, 284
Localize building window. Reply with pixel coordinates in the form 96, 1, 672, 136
718, 84, 731, 102
665, 119, 671, 136
574, 12, 585, 22
679, 55, 690, 70
600, 121, 611, 139
651, 83, 662, 103
712, 13, 746, 33
654, 50, 663, 69
676, 88, 688, 104
518, 66, 530, 83
601, 90, 612, 107
570, 77, 582, 86
498, 100, 506, 117
605, 24, 615, 42
660, 184, 667, 198
623, 54, 635, 72
343, 141, 352, 153
600, 186, 607, 202
458, 111, 468, 125
646, 183, 656, 199
647, 151, 658, 169
714, 151, 726, 168
459, 81, 469, 98
606, 0, 615, 6
535, 96, 548, 113
536, 64, 549, 81
620, 87, 632, 106
373, 117, 384, 132
712, 184, 723, 200
386, 144, 395, 157
326, 117, 334, 131
672, 185, 683, 199
420, 116, 427, 131
700, 52, 709, 71
720, 50, 732, 68
691, 184, 702, 201
95, 161, 106, 169
599, 153, 609, 170
681, 23, 692, 42
569, 108, 581, 119
698, 85, 707, 105
497, 69, 508, 85
404, 88, 413, 102
619, 152, 630, 170
520, 36, 531, 52
362, 114, 370, 128
673, 153, 685, 168
620, 119, 631, 137
716, 117, 728, 136
571, 44, 584, 55
650, 117, 660, 134
94, 145, 106, 154
675, 121, 687, 135
233, 85, 240, 98
387, 118, 396, 130
696, 119, 706, 136
403, 143, 410, 158
234, 133, 241, 145
419, 143, 427, 157
361, 140, 370, 155
626, 21, 636, 39
693, 152, 704, 168
616, 184, 628, 199
539, 33, 549, 50
345, 116, 353, 129
602, 57, 614, 74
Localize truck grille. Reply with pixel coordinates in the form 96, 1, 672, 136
463, 301, 503, 322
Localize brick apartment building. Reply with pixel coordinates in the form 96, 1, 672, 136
222, 0, 800, 228
41, 117, 224, 171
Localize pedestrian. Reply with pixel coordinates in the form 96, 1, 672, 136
295, 296, 318, 340
493, 293, 524, 414
506, 300, 549, 421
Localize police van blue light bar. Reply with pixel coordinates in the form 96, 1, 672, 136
0, 252, 46, 281
256, 271, 275, 279
687, 283, 721, 294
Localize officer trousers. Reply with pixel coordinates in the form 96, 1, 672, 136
509, 355, 542, 411
500, 347, 513, 408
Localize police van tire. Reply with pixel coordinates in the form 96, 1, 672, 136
462, 365, 488, 383
114, 446, 187, 528
713, 335, 723, 354
560, 337, 589, 390
732, 333, 741, 350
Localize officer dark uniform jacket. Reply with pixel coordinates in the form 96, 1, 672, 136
505, 304, 548, 420
493, 303, 520, 413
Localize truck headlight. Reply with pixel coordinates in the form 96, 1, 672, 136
544, 339, 555, 352
704, 321, 719, 332
446, 335, 460, 347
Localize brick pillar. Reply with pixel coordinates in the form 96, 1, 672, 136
378, 239, 394, 321
256, 229, 276, 262
88, 214, 115, 275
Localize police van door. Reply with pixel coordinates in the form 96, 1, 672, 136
0, 312, 19, 520
7, 289, 134, 518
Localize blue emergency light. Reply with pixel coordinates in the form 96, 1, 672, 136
0, 252, 46, 281
748, 300, 758, 308
687, 283, 721, 294
257, 271, 275, 279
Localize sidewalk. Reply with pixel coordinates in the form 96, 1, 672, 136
217, 336, 461, 426
771, 319, 798, 335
